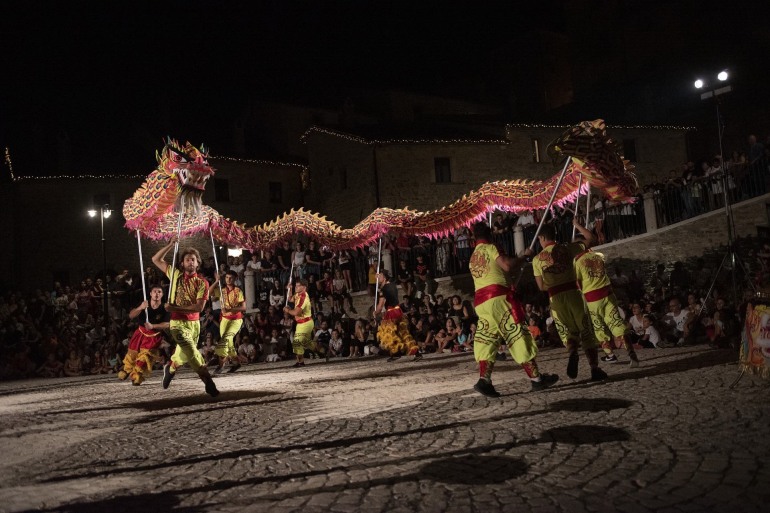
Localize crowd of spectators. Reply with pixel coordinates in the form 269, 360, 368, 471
2, 132, 769, 381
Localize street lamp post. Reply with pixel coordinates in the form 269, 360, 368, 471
88, 205, 112, 339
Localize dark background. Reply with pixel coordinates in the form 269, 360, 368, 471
2, 0, 769, 175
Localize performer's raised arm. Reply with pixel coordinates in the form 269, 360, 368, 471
151, 240, 176, 274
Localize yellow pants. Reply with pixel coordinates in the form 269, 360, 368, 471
474, 295, 538, 364
169, 320, 205, 372
377, 316, 418, 356
215, 318, 243, 358
122, 348, 159, 381
292, 320, 315, 355
586, 293, 627, 342
550, 289, 599, 350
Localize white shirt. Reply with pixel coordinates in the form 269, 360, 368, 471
629, 315, 644, 335
644, 325, 661, 347
664, 310, 689, 332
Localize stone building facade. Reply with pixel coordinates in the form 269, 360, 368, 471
302, 123, 691, 228
0, 157, 304, 291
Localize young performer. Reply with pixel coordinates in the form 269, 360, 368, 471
119, 284, 169, 385
283, 279, 314, 367
470, 222, 558, 397
374, 270, 421, 362
533, 220, 606, 381
152, 240, 219, 396
210, 270, 247, 374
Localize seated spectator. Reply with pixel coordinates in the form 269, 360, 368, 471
63, 349, 82, 377
661, 297, 689, 346
36, 352, 64, 378
237, 335, 259, 364
640, 314, 662, 348
329, 329, 344, 357
437, 318, 459, 353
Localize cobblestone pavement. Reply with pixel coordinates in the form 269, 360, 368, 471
0, 346, 768, 513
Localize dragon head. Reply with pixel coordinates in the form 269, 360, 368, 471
554, 120, 640, 202
157, 138, 215, 215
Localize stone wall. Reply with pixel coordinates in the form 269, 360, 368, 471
596, 193, 770, 262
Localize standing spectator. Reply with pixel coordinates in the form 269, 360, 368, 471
455, 227, 472, 272
276, 241, 293, 287
304, 241, 322, 279
336, 250, 354, 292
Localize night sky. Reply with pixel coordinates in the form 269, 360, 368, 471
2, 0, 768, 175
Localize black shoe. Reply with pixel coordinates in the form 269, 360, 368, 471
567, 352, 579, 379
206, 357, 219, 367
204, 378, 219, 397
600, 354, 619, 363
213, 366, 225, 375
531, 373, 559, 392
473, 378, 501, 398
227, 363, 241, 374
413, 353, 423, 362
162, 362, 175, 389
591, 367, 608, 381
387, 355, 402, 362
292, 362, 305, 368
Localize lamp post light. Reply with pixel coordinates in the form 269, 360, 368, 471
88, 205, 112, 339
693, 70, 741, 306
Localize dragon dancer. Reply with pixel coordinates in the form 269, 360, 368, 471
152, 240, 219, 397
533, 220, 606, 382
284, 279, 314, 368
374, 270, 422, 362
470, 222, 558, 397
210, 270, 246, 374
119, 284, 170, 385
573, 241, 640, 367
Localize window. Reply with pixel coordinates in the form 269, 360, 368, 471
340, 167, 348, 190
531, 138, 542, 163
214, 178, 230, 202
434, 157, 451, 183
623, 139, 637, 162
269, 182, 282, 203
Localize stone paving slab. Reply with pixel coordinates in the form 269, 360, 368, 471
0, 346, 768, 513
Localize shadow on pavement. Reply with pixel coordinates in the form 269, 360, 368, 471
18, 491, 207, 513
45, 390, 281, 415
421, 455, 528, 484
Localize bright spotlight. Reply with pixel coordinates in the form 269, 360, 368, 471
103, 210, 112, 219
717, 71, 728, 81
694, 79, 704, 89
227, 248, 243, 257
88, 210, 97, 217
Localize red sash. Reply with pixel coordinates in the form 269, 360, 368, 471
584, 285, 612, 302
474, 284, 525, 324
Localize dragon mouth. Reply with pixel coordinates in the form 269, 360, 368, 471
177, 167, 211, 191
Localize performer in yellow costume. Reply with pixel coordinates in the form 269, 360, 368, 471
284, 279, 314, 368
533, 220, 606, 382
211, 270, 246, 374
574, 244, 640, 367
374, 270, 421, 362
151, 241, 219, 397
470, 222, 558, 397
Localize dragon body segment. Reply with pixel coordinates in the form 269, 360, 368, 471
123, 120, 638, 250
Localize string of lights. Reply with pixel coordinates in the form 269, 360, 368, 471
4, 147, 14, 181
11, 174, 146, 182
300, 126, 510, 145
211, 155, 308, 170
8, 154, 307, 182
506, 123, 696, 130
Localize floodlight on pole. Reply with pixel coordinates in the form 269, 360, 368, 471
717, 71, 728, 81
694, 79, 704, 89
88, 209, 97, 217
